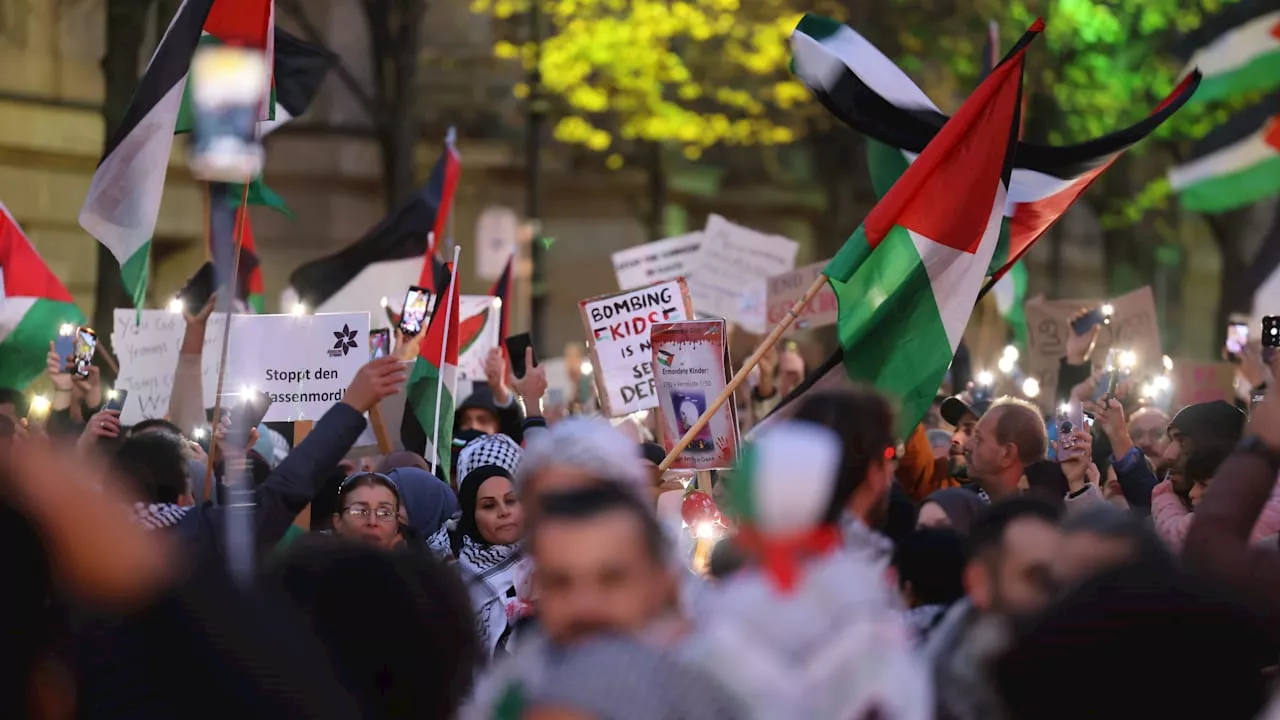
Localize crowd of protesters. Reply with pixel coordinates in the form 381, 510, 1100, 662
6, 295, 1280, 720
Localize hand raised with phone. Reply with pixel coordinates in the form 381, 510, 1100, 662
1057, 428, 1094, 493
485, 347, 511, 405
46, 341, 72, 391
511, 347, 547, 413
342, 356, 409, 413
1066, 307, 1102, 365
77, 408, 122, 453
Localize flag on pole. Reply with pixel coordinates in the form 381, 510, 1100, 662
490, 251, 514, 343
417, 129, 462, 292
1169, 93, 1280, 213
791, 14, 1200, 287
804, 16, 1034, 439
1175, 0, 1280, 106
79, 0, 272, 308
409, 258, 461, 482
0, 204, 86, 390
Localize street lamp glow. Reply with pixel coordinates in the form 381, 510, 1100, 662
1021, 377, 1040, 398
167, 297, 184, 314
976, 370, 994, 387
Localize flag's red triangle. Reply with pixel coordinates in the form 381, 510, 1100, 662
1266, 115, 1280, 152
1271, 18, 1279, 41
0, 206, 75, 303
203, 0, 273, 47
428, 146, 461, 258
420, 262, 460, 367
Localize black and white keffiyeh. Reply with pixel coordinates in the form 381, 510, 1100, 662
457, 434, 523, 482
458, 535, 526, 658
133, 502, 190, 530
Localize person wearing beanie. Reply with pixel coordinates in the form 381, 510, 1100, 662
515, 417, 651, 510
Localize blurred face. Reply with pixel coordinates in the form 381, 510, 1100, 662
1053, 531, 1137, 589
1128, 410, 1170, 464
778, 350, 805, 395
533, 510, 675, 646
916, 500, 951, 529
968, 517, 1061, 618
333, 483, 400, 549
459, 408, 500, 436
522, 466, 602, 512
949, 414, 977, 477
474, 475, 524, 545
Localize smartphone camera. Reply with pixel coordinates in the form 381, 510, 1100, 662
398, 286, 430, 337
73, 327, 98, 378
1263, 316, 1280, 348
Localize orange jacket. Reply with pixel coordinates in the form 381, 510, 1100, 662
896, 423, 962, 503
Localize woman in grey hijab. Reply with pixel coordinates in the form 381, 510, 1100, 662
383, 463, 458, 557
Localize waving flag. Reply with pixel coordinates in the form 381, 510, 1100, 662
0, 204, 86, 390
1175, 0, 1280, 106
1170, 93, 1280, 213
490, 251, 514, 344
409, 261, 461, 481
417, 128, 461, 292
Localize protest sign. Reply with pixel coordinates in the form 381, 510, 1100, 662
1023, 286, 1162, 413
687, 215, 799, 330
112, 310, 228, 425
1172, 361, 1236, 408
651, 319, 740, 470
766, 261, 839, 332
579, 279, 694, 416
611, 233, 703, 291
224, 312, 370, 422
456, 296, 502, 381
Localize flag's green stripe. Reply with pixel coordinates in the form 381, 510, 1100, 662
231, 176, 294, 218
1193, 49, 1280, 106
829, 226, 955, 438
867, 140, 912, 200
248, 293, 265, 314
728, 440, 759, 524
1006, 261, 1029, 348
408, 357, 455, 483
823, 224, 875, 284
987, 218, 1013, 275
795, 13, 844, 42
121, 242, 151, 309
0, 300, 85, 390
1176, 154, 1280, 213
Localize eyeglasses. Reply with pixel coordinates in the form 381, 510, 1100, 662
342, 505, 398, 523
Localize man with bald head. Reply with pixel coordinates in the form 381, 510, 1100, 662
964, 398, 1048, 502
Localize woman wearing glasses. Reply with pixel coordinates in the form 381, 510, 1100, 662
333, 473, 404, 550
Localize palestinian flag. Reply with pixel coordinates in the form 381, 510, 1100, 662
408, 262, 460, 482
287, 135, 464, 311
79, 0, 272, 308
765, 16, 1031, 439
1169, 93, 1280, 213
1176, 0, 1280, 106
427, 127, 461, 262
202, 204, 265, 312
489, 251, 514, 343
0, 204, 86, 390
792, 14, 1200, 287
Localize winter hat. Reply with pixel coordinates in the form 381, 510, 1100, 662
727, 419, 844, 591
921, 487, 987, 536
516, 417, 650, 495
456, 433, 523, 482
1169, 400, 1245, 447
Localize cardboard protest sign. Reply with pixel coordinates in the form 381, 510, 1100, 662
687, 215, 798, 330
611, 233, 703, 291
651, 319, 740, 470
766, 261, 838, 332
1023, 286, 1162, 413
112, 310, 228, 425
224, 312, 370, 422
579, 279, 694, 417
1172, 361, 1236, 408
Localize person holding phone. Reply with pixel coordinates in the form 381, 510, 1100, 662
43, 338, 103, 436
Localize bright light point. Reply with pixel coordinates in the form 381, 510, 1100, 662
1021, 378, 1040, 397
1119, 350, 1137, 369
580, 360, 593, 376
1163, 355, 1173, 372
997, 356, 1016, 374
290, 302, 307, 316
1141, 382, 1156, 399
379, 296, 388, 308
240, 385, 255, 397
167, 297, 184, 314
29, 395, 50, 415
696, 521, 715, 539
1153, 375, 1171, 391
493, 297, 503, 309
1002, 345, 1019, 362
107, 389, 118, 400
1101, 303, 1114, 317
59, 323, 75, 336
192, 427, 206, 440
1059, 403, 1072, 416
976, 371, 994, 386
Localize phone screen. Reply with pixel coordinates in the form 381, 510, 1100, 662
1226, 323, 1249, 356
179, 262, 217, 313
1262, 316, 1280, 348
1071, 308, 1106, 336
230, 389, 272, 434
73, 327, 97, 378
399, 286, 430, 336
369, 328, 391, 360
105, 389, 129, 413
54, 324, 76, 373
505, 333, 536, 379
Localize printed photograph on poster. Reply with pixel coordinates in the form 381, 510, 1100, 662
651, 319, 740, 470
578, 279, 694, 417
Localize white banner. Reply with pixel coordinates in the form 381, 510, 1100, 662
224, 312, 370, 422
456, 295, 502, 381
688, 215, 799, 330
611, 232, 703, 291
111, 310, 227, 425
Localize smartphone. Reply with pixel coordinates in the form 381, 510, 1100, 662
398, 286, 430, 337
73, 327, 97, 378
505, 333, 536, 379
188, 44, 267, 183
1057, 401, 1085, 460
1071, 308, 1105, 336
178, 261, 217, 314
105, 388, 129, 413
54, 323, 76, 373
369, 328, 391, 360
229, 388, 272, 436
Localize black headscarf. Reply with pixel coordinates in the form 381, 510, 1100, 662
453, 465, 513, 552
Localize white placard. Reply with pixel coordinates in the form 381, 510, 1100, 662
224, 312, 370, 422
112, 310, 227, 425
610, 232, 703, 291
476, 206, 519, 280
457, 295, 502, 381
688, 215, 799, 324
578, 279, 694, 416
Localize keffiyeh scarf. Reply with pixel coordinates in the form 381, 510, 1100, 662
458, 535, 530, 658
133, 502, 190, 530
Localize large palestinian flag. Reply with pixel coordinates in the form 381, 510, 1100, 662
0, 204, 86, 390
791, 14, 1201, 288
1176, 0, 1280, 106
1169, 93, 1280, 213
79, 0, 273, 308
409, 262, 461, 482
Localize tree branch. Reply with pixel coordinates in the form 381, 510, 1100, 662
276, 0, 379, 122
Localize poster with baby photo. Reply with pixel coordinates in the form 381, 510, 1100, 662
651, 319, 740, 470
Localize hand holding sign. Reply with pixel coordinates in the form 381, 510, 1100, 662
343, 357, 408, 413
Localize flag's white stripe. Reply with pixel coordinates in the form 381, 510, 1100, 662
895, 147, 1080, 211
1168, 130, 1276, 190
0, 296, 35, 345
79, 81, 187, 262
910, 182, 1008, 351
259, 104, 294, 136
1182, 11, 1280, 79
792, 26, 939, 113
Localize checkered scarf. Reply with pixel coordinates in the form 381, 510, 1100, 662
132, 502, 190, 530
457, 434, 523, 482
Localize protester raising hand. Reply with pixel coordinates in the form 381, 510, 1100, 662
343, 356, 409, 413
1066, 307, 1101, 365
77, 408, 122, 452
485, 347, 511, 405
71, 363, 104, 409
1085, 396, 1132, 457
511, 346, 548, 414
393, 326, 422, 362
1058, 428, 1094, 494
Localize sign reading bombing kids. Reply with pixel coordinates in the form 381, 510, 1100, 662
578, 279, 695, 417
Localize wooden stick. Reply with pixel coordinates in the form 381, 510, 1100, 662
292, 420, 314, 531
368, 404, 393, 454
658, 275, 827, 472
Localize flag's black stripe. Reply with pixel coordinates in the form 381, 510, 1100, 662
816, 66, 1200, 182
997, 22, 1039, 187
99, 0, 214, 164
1175, 0, 1277, 62
272, 28, 337, 118
1189, 92, 1280, 159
